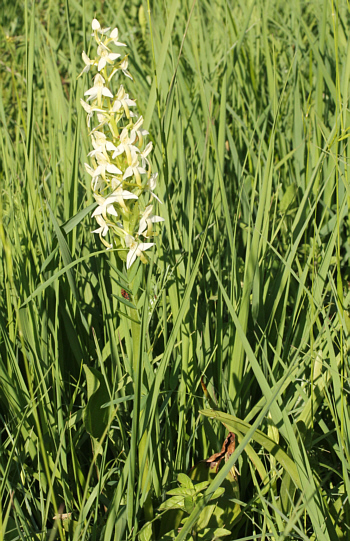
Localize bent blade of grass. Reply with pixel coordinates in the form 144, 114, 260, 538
201, 410, 302, 490
174, 375, 288, 541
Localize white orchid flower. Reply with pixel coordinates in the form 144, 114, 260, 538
78, 51, 97, 78
80, 99, 105, 115
92, 215, 113, 249
92, 131, 107, 146
87, 132, 110, 159
112, 128, 139, 165
131, 116, 149, 147
138, 205, 164, 237
85, 163, 104, 191
140, 142, 153, 169
92, 18, 110, 35
109, 27, 126, 47
146, 173, 162, 203
92, 152, 123, 179
125, 235, 155, 269
112, 85, 136, 118
123, 155, 146, 186
91, 20, 111, 53
80, 99, 105, 127
97, 45, 121, 71
92, 214, 109, 237
84, 74, 113, 106
88, 131, 107, 154
119, 58, 133, 80
92, 194, 119, 220
111, 186, 138, 212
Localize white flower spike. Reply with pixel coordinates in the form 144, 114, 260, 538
80, 19, 163, 268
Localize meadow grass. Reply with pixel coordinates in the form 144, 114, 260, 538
0, 0, 349, 539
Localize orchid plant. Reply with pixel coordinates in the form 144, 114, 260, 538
79, 18, 163, 270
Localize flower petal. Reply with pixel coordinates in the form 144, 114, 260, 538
92, 19, 100, 30
138, 243, 155, 252
127, 247, 138, 269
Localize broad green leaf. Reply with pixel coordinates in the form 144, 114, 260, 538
178, 473, 194, 489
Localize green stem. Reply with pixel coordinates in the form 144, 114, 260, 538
130, 295, 153, 523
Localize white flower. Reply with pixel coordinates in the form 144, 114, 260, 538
92, 215, 113, 249
80, 99, 105, 127
80, 99, 104, 114
120, 58, 133, 80
92, 19, 100, 31
140, 142, 153, 169
125, 235, 154, 269
131, 116, 149, 147
85, 163, 104, 191
123, 155, 146, 186
111, 185, 138, 211
112, 85, 136, 118
112, 128, 139, 165
147, 173, 162, 203
94, 131, 108, 145
92, 19, 110, 35
90, 131, 107, 149
78, 51, 97, 77
92, 214, 109, 236
138, 205, 164, 237
92, 194, 119, 219
84, 74, 113, 105
97, 44, 121, 71
92, 152, 123, 179
87, 132, 110, 159
110, 27, 126, 47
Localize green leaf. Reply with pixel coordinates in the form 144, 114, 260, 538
183, 496, 194, 514
210, 487, 225, 500
194, 481, 210, 493
83, 365, 110, 440
199, 527, 232, 540
178, 473, 194, 489
159, 496, 185, 511
138, 522, 153, 541
167, 488, 194, 497
61, 202, 97, 234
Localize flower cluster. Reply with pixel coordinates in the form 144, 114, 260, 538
79, 19, 164, 269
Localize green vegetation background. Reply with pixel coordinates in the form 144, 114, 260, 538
0, 0, 349, 539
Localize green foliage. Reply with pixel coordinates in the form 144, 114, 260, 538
0, 0, 350, 540
140, 472, 233, 540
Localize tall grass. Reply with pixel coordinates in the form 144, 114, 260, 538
0, 0, 349, 539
